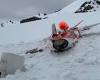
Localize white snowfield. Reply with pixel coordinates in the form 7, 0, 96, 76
0, 0, 100, 80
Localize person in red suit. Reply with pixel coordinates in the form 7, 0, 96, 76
51, 21, 80, 51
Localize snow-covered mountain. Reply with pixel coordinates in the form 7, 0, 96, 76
0, 0, 100, 80
75, 0, 100, 13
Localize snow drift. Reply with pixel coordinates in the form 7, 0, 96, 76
0, 53, 25, 77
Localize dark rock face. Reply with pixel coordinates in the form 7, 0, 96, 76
54, 9, 62, 13
96, 0, 100, 5
0, 23, 4, 27
75, 0, 100, 13
20, 16, 42, 23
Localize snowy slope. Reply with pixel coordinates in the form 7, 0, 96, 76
0, 0, 100, 45
0, 7, 100, 44
0, 0, 100, 80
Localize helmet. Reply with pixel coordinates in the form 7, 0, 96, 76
59, 21, 69, 30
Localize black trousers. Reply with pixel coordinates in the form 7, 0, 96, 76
52, 39, 69, 51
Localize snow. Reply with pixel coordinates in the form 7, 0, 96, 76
0, 0, 100, 80
0, 20, 52, 44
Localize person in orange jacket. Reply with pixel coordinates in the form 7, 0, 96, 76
51, 21, 80, 51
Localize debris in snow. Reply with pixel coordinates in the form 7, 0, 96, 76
20, 13, 48, 23
25, 48, 43, 54
50, 21, 100, 52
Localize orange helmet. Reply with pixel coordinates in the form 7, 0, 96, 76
59, 21, 69, 30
